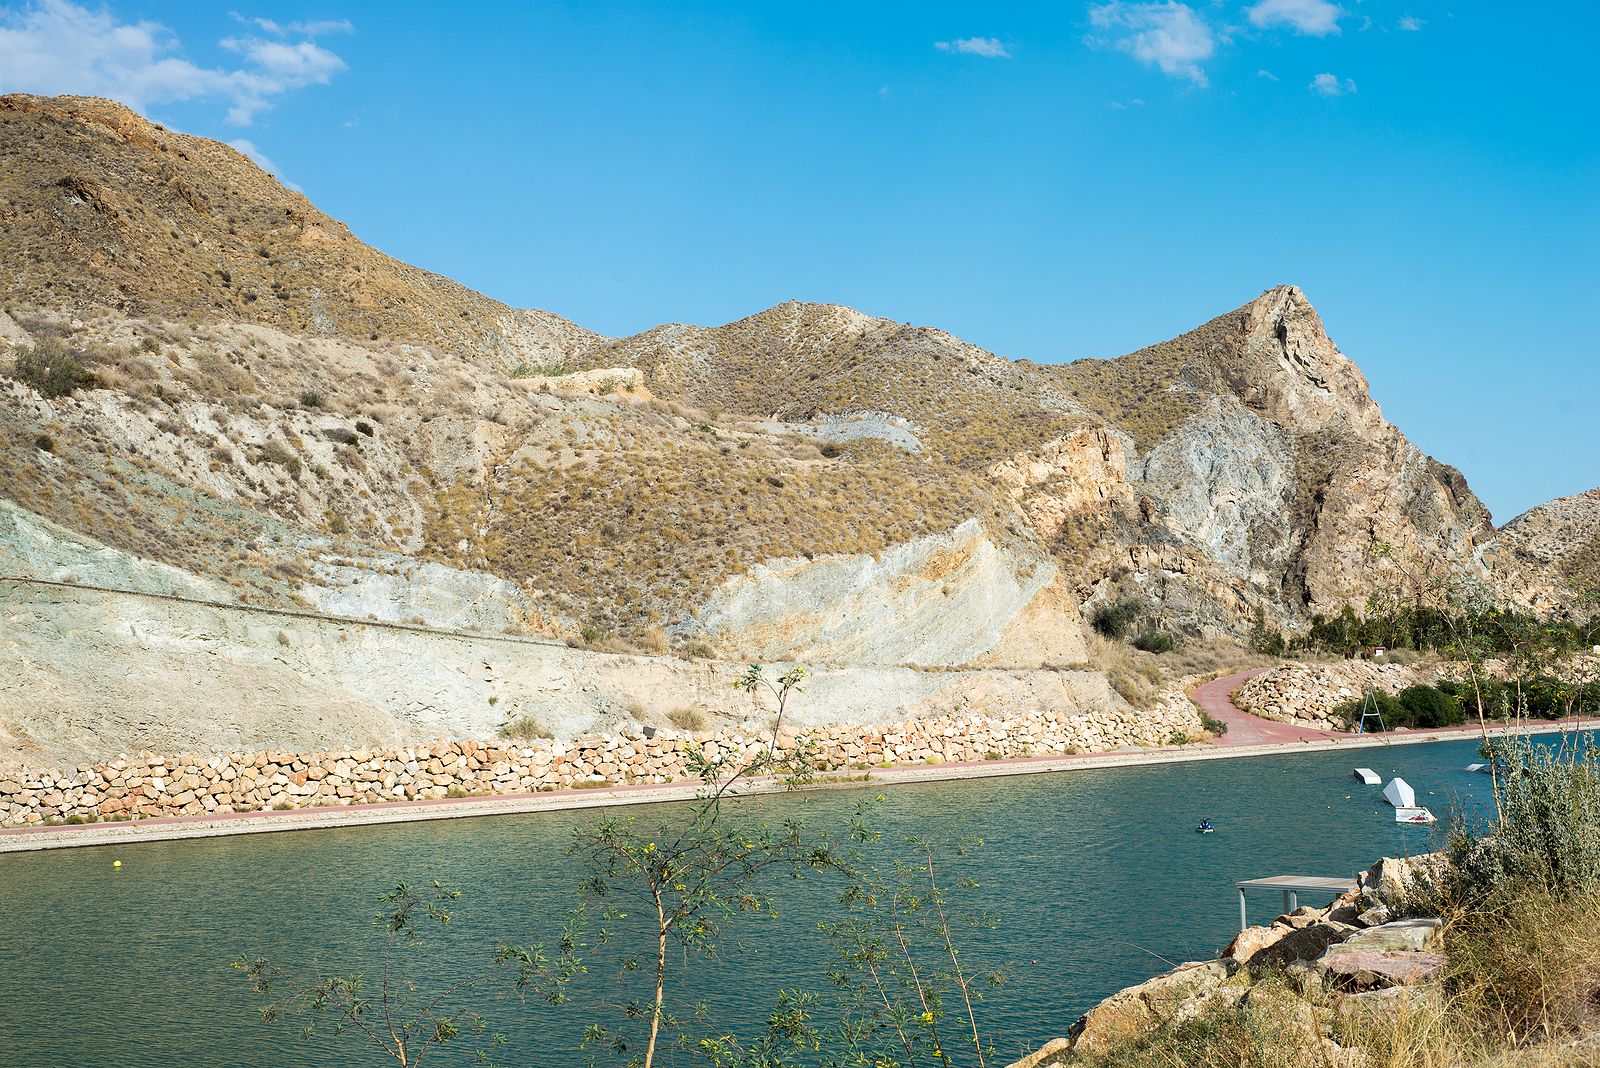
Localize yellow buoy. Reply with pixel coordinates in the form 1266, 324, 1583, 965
112, 860, 122, 868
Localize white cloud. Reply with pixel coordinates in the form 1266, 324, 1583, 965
243, 16, 354, 37
1108, 97, 1146, 109
227, 137, 300, 191
0, 0, 349, 125
1309, 72, 1357, 96
1256, 68, 1279, 81
1246, 0, 1343, 36
1088, 2, 1215, 86
1398, 14, 1425, 32
933, 37, 1012, 58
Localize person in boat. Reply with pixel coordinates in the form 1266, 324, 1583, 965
1197, 818, 1213, 833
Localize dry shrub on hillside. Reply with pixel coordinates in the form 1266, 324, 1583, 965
1089, 634, 1275, 709
423, 423, 998, 630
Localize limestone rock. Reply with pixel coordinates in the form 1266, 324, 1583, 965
1318, 951, 1446, 991
1068, 960, 1234, 1053
1003, 1036, 1070, 1068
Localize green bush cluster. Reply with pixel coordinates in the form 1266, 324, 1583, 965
1449, 737, 1600, 900
1429, 677, 1600, 723
1091, 597, 1143, 639
1332, 683, 1468, 731
1130, 628, 1176, 654
8, 338, 97, 398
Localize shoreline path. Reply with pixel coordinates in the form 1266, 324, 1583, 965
4, 669, 1583, 853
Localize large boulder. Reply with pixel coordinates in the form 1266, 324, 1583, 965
1323, 918, 1443, 957
1356, 855, 1446, 911
1319, 951, 1447, 991
1003, 1037, 1070, 1068
1067, 960, 1237, 1053
1316, 917, 1447, 992
1241, 920, 1356, 965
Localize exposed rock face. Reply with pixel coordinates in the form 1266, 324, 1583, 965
0, 92, 1577, 762
678, 520, 1088, 667
989, 427, 1137, 541
1, 571, 1193, 766
1482, 488, 1600, 612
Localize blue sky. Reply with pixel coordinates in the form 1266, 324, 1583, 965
2, 1, 1595, 521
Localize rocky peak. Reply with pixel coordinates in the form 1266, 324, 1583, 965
1230, 285, 1381, 432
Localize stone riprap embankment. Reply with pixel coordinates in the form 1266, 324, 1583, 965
0, 699, 1204, 826
1009, 855, 1450, 1067
1232, 661, 1428, 730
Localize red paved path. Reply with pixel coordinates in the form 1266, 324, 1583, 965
1191, 668, 1337, 746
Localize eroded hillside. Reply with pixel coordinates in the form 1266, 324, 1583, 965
0, 92, 1576, 763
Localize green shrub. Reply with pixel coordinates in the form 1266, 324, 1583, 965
1448, 737, 1600, 901
1333, 690, 1403, 730
1092, 597, 1143, 639
9, 338, 97, 398
1199, 709, 1228, 736
299, 389, 324, 408
32, 433, 54, 453
1130, 628, 1175, 654
1397, 683, 1465, 728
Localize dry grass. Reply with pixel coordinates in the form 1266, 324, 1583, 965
667, 707, 708, 732
498, 716, 552, 741
1089, 634, 1276, 709
423, 410, 1000, 631
1075, 886, 1600, 1068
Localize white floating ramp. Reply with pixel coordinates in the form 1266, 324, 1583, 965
1354, 768, 1381, 785
1395, 806, 1437, 825
1382, 777, 1417, 808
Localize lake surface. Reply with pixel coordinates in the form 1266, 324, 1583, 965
0, 736, 1520, 1066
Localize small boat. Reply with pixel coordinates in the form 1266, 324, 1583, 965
1196, 820, 1216, 834
1465, 763, 1491, 774
1354, 768, 1381, 785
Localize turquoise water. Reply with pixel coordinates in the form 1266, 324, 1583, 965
0, 738, 1516, 1066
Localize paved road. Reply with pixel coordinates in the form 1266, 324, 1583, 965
1191, 668, 1339, 746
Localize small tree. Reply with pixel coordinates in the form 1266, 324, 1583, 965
572, 663, 834, 1068
817, 830, 1005, 1068
236, 882, 578, 1066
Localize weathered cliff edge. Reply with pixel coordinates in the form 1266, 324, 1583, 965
1009, 855, 1448, 1066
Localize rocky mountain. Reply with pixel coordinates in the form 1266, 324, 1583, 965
1480, 489, 1600, 612
0, 94, 598, 368
0, 93, 1574, 763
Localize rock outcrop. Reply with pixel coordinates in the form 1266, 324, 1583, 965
1009, 855, 1451, 1066
1482, 488, 1600, 612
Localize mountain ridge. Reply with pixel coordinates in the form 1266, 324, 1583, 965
0, 92, 1591, 763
